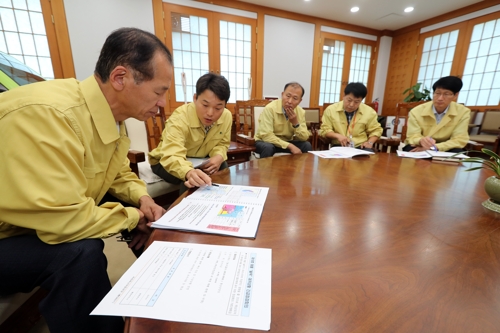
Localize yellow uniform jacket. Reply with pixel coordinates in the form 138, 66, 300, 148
0, 76, 147, 243
405, 101, 470, 151
254, 99, 310, 149
148, 103, 232, 180
319, 102, 382, 147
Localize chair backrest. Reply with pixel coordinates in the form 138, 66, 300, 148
303, 107, 320, 123
253, 106, 267, 134
144, 106, 168, 151
479, 109, 500, 134
234, 99, 271, 137
393, 101, 427, 142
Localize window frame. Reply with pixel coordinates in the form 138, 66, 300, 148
162, 3, 257, 114
411, 11, 500, 111
312, 31, 377, 107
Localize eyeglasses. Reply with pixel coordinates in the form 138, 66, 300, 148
433, 92, 455, 98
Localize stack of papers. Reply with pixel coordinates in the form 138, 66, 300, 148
309, 146, 374, 159
152, 184, 269, 238
396, 150, 469, 160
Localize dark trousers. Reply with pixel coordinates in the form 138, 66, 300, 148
151, 160, 229, 195
255, 140, 312, 158
0, 234, 124, 333
402, 144, 464, 153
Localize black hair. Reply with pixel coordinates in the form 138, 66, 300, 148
432, 76, 463, 94
94, 27, 173, 83
195, 73, 231, 104
283, 82, 305, 98
344, 82, 367, 99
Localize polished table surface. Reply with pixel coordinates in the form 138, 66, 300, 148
126, 153, 500, 333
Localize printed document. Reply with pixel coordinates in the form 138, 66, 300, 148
152, 184, 269, 238
397, 150, 469, 159
91, 241, 272, 331
309, 146, 374, 159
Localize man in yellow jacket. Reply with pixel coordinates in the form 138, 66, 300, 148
149, 73, 231, 193
254, 82, 311, 158
0, 28, 172, 333
319, 82, 382, 151
404, 76, 470, 152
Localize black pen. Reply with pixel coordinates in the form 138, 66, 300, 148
211, 183, 220, 187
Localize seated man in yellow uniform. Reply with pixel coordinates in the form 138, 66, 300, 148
254, 82, 311, 158
403, 76, 470, 153
0, 28, 171, 333
319, 82, 382, 151
149, 73, 232, 193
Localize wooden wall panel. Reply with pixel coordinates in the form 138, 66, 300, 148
381, 30, 419, 116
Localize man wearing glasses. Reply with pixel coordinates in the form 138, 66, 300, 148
403, 76, 470, 152
319, 82, 382, 151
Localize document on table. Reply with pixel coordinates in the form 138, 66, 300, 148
396, 150, 469, 159
151, 184, 269, 238
91, 241, 272, 331
309, 146, 374, 159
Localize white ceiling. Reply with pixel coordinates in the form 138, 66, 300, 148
237, 0, 485, 31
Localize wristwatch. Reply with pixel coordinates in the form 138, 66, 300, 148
366, 141, 374, 146
292, 123, 300, 128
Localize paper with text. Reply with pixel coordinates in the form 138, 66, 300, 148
152, 185, 269, 238
309, 146, 374, 159
397, 150, 468, 159
91, 241, 271, 331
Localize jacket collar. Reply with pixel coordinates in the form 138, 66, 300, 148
81, 75, 120, 145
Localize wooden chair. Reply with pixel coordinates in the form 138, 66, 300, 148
126, 106, 180, 207
233, 99, 271, 146
469, 109, 500, 154
393, 101, 427, 142
303, 107, 320, 150
468, 109, 479, 134
0, 288, 47, 333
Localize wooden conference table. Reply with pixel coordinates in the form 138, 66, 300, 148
126, 153, 500, 333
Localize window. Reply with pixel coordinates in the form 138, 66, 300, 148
171, 13, 209, 103
410, 11, 500, 110
459, 17, 500, 106
319, 39, 345, 105
417, 30, 459, 93
314, 32, 376, 106
164, 4, 256, 112
0, 0, 53, 79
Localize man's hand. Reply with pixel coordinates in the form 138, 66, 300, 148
360, 141, 374, 149
185, 169, 212, 188
201, 155, 224, 176
128, 208, 151, 250
138, 195, 166, 223
419, 136, 436, 150
128, 196, 166, 250
284, 106, 299, 127
287, 143, 302, 154
335, 134, 350, 147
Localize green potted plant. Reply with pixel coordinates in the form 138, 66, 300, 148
402, 82, 432, 102
462, 148, 500, 210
